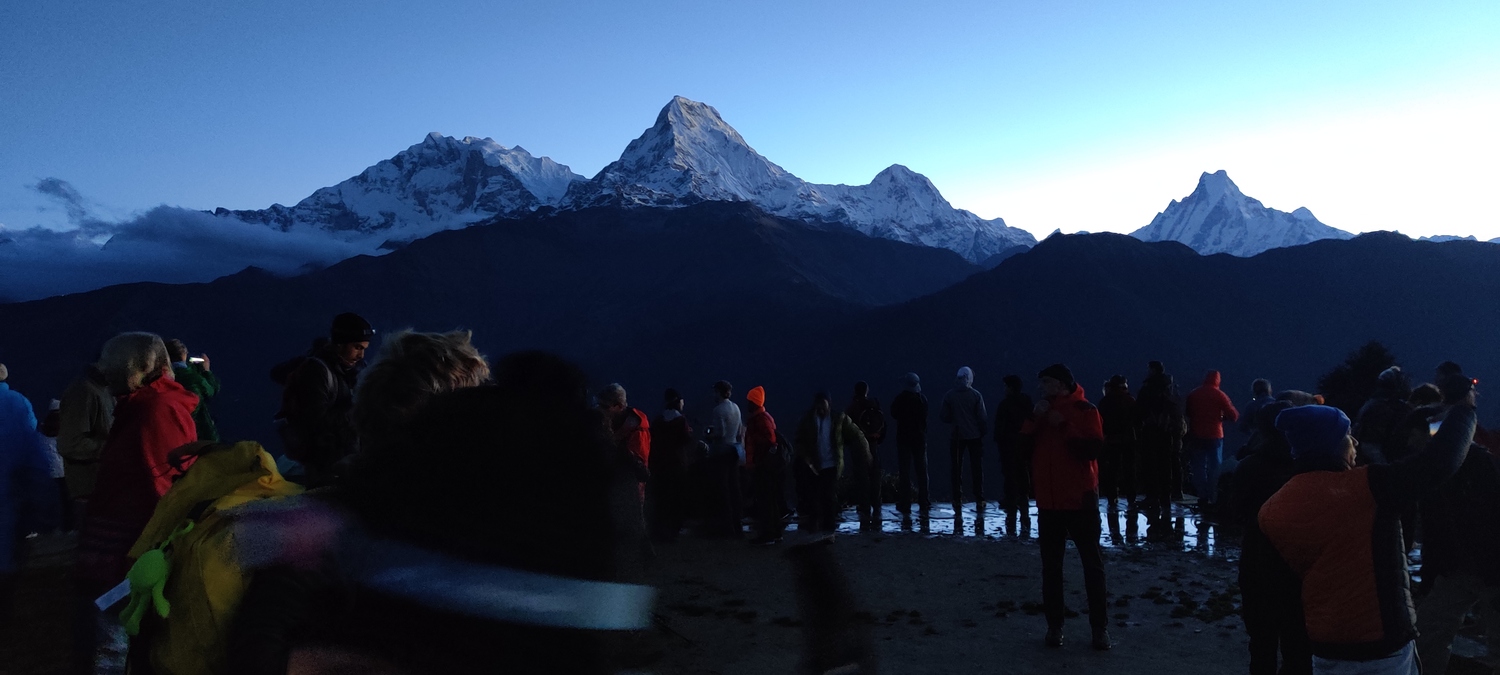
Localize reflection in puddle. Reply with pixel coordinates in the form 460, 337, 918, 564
784, 500, 1230, 557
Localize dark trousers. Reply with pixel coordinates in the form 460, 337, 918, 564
704, 452, 744, 537
1138, 434, 1177, 522
1039, 502, 1108, 630
998, 443, 1031, 512
852, 448, 882, 522
950, 438, 984, 505
1099, 439, 1137, 506
797, 463, 841, 533
1240, 558, 1311, 675
754, 461, 787, 540
895, 437, 930, 511
646, 463, 687, 542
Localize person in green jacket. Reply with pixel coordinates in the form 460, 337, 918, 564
795, 392, 870, 534
166, 339, 220, 441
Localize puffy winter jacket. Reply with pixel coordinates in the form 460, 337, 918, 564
1185, 371, 1238, 440
1, 382, 59, 574
1021, 384, 1104, 510
1259, 404, 1476, 661
795, 411, 869, 478
77, 375, 199, 589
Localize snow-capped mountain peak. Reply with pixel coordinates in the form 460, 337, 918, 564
563, 96, 1035, 260
1131, 171, 1352, 256
216, 133, 584, 238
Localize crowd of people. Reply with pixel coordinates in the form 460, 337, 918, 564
0, 313, 1496, 675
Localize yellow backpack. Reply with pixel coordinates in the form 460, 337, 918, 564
128, 441, 304, 675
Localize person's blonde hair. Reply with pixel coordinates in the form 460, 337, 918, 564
97, 332, 170, 394
353, 330, 490, 458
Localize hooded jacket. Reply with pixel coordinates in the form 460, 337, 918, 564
58, 365, 115, 498
77, 375, 199, 589
1021, 384, 1104, 510
1259, 404, 1476, 661
1185, 371, 1238, 440
940, 370, 987, 441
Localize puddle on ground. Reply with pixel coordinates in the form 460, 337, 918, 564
782, 500, 1232, 557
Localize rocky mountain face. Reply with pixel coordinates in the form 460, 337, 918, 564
1131, 170, 1353, 256
562, 96, 1035, 261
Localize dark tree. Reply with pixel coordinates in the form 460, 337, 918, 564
1317, 341, 1399, 419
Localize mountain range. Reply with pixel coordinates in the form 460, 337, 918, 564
213, 96, 1035, 260
2, 201, 1497, 500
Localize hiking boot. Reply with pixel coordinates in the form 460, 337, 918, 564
1092, 628, 1113, 650
1045, 627, 1064, 648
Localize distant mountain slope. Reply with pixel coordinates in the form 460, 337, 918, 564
1131, 171, 1353, 256
0, 202, 978, 441
214, 133, 584, 240
799, 232, 1500, 438
561, 96, 1035, 261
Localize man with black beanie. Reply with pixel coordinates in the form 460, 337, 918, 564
276, 312, 374, 487
1022, 363, 1110, 650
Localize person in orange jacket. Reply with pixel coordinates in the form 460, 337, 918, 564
1022, 363, 1111, 651
1260, 380, 1476, 674
1184, 370, 1239, 510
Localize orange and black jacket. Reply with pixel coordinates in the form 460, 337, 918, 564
1259, 404, 1476, 661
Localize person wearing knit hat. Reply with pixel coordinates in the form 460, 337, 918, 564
743, 387, 783, 545
1024, 363, 1110, 650
274, 313, 374, 487
1260, 398, 1477, 673
1354, 367, 1414, 466
941, 367, 988, 513
890, 373, 931, 515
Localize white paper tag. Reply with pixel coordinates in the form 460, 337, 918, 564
95, 579, 131, 611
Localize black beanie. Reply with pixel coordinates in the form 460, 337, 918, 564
330, 312, 374, 345
1038, 363, 1075, 389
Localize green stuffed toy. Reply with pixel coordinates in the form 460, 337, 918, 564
120, 522, 194, 636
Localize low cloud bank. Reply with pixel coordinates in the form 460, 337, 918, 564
0, 179, 380, 302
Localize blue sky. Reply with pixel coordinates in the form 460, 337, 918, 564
3, 0, 1497, 239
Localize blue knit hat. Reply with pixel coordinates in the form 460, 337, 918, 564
1275, 405, 1351, 462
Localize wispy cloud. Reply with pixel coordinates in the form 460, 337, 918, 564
0, 179, 381, 302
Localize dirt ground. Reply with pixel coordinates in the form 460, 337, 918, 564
636, 526, 1249, 674
6, 510, 1494, 675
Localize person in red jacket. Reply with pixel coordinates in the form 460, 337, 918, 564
744, 386, 784, 545
1184, 370, 1239, 510
597, 384, 650, 497
74, 332, 199, 672
1022, 364, 1111, 651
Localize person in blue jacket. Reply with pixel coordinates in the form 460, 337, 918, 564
0, 363, 63, 625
